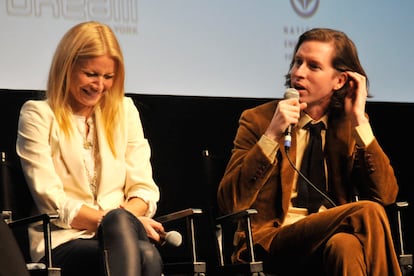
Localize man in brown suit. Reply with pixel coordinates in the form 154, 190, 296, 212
217, 28, 401, 275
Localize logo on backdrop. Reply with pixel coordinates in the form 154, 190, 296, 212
283, 1, 319, 62
290, 0, 319, 18
5, 0, 138, 35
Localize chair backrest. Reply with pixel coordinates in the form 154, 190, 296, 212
200, 149, 266, 275
197, 149, 227, 273
200, 149, 229, 216
0, 151, 35, 262
1, 152, 62, 275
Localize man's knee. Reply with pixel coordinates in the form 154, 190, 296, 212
323, 233, 366, 275
324, 232, 362, 257
356, 200, 384, 212
352, 200, 388, 222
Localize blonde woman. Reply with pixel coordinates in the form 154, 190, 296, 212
16, 21, 163, 276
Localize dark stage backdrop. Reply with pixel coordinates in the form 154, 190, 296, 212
0, 89, 412, 263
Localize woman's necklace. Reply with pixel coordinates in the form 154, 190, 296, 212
84, 149, 98, 196
84, 117, 98, 197
76, 115, 99, 198
83, 137, 93, 150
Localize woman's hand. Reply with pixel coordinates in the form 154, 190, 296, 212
70, 205, 106, 232
121, 197, 148, 217
137, 216, 165, 243
121, 197, 165, 242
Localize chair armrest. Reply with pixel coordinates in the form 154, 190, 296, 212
215, 208, 262, 273
155, 208, 206, 274
8, 213, 59, 228
216, 208, 258, 225
155, 208, 203, 223
395, 201, 409, 209
8, 213, 59, 271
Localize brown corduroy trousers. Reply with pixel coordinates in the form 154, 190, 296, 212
267, 200, 401, 276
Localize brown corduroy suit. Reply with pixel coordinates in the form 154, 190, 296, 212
217, 100, 401, 275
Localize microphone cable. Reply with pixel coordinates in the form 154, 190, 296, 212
285, 147, 337, 208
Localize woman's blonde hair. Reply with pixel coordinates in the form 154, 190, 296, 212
46, 21, 125, 156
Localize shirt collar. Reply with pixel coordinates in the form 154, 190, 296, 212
298, 112, 328, 130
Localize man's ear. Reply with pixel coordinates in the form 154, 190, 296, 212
334, 72, 348, 90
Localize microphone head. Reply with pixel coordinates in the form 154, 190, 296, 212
164, 230, 182, 247
284, 88, 299, 100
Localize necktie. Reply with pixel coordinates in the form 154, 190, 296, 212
295, 122, 326, 213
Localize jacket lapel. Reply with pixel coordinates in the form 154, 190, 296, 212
58, 120, 88, 191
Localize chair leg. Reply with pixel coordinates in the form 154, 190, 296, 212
399, 254, 413, 276
394, 202, 413, 276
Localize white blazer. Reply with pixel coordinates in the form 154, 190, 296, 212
16, 97, 160, 262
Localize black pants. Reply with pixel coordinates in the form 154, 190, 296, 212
50, 209, 163, 276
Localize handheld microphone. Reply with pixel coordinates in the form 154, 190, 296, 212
159, 230, 182, 247
283, 88, 300, 149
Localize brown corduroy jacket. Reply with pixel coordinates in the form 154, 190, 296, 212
217, 100, 398, 262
